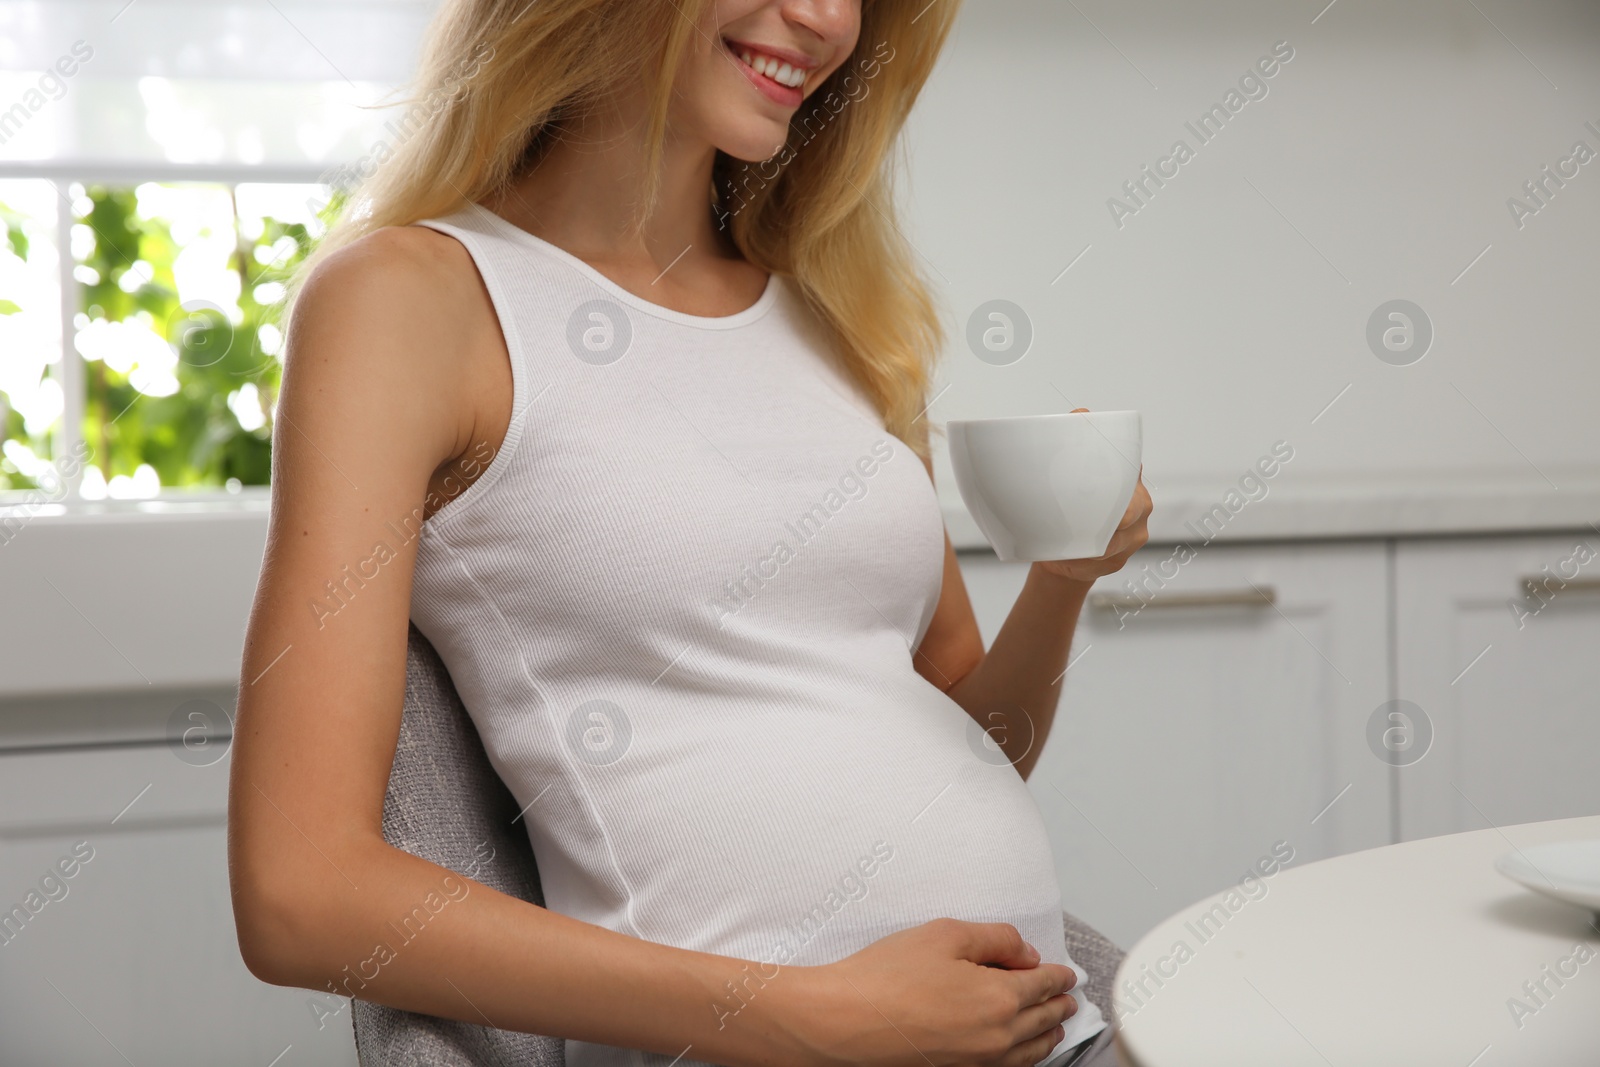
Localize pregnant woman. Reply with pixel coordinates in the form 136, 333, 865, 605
228, 1, 1151, 1065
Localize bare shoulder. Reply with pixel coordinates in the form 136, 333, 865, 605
292, 224, 492, 347
282, 224, 506, 467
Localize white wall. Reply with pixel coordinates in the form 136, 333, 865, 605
906, 0, 1600, 514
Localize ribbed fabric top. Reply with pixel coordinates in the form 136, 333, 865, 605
407, 205, 1105, 1065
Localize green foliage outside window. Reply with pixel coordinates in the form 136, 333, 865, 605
0, 196, 42, 487
0, 182, 340, 494
78, 185, 336, 491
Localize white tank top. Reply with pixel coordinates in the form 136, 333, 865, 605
408, 205, 1105, 1065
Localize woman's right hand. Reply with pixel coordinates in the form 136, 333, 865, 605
786, 918, 1079, 1067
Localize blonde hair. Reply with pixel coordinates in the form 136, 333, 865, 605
293, 0, 960, 456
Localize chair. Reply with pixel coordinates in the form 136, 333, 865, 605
352, 625, 1125, 1065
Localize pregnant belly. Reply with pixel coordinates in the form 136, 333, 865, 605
530, 677, 1104, 1067
531, 678, 1069, 968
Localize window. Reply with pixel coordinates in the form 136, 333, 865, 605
1, 176, 334, 496
0, 0, 431, 499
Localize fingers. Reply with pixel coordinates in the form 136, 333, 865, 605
1010, 961, 1076, 1007
1104, 480, 1153, 560
1120, 479, 1153, 528
1132, 478, 1153, 518
1098, 523, 1144, 564
954, 921, 1039, 970
999, 990, 1077, 1067
996, 1019, 1069, 1067
1014, 992, 1077, 1037
1126, 488, 1150, 524
996, 975, 1077, 1067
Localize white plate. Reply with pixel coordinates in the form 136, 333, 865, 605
1495, 839, 1600, 916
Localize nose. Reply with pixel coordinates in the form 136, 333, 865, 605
776, 0, 859, 46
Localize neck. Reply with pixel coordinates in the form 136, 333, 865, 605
490, 93, 730, 272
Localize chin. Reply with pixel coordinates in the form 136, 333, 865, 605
720, 140, 789, 164
713, 117, 795, 163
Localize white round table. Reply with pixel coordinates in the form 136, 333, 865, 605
1113, 815, 1600, 1067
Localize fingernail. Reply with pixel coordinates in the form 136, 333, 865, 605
1025, 941, 1041, 961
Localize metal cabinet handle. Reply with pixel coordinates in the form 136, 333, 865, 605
1088, 585, 1277, 612
1521, 576, 1600, 597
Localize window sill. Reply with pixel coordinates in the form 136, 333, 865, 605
0, 489, 272, 699
0, 486, 270, 525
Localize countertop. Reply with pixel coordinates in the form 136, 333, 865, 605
6, 470, 1600, 548
940, 467, 1600, 550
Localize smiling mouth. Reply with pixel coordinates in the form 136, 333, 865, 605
723, 38, 812, 90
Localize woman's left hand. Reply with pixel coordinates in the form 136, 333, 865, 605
1034, 410, 1153, 585
1034, 473, 1152, 584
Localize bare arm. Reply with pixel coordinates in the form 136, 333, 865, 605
913, 443, 1152, 780
227, 227, 1078, 1067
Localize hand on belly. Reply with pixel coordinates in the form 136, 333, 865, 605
777, 917, 1077, 1066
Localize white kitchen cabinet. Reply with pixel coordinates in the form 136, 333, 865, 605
1393, 534, 1600, 842
0, 742, 358, 1067
0, 507, 268, 698
958, 541, 1393, 949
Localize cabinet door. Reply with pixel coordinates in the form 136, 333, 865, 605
957, 541, 1391, 949
1394, 533, 1600, 841
0, 744, 358, 1067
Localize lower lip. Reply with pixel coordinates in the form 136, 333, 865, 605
726, 44, 804, 108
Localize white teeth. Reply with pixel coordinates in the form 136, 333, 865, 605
732, 43, 806, 89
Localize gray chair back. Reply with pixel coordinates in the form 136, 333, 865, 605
353, 625, 1124, 1064
351, 625, 564, 1065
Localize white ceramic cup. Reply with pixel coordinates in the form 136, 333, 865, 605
948, 410, 1142, 563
